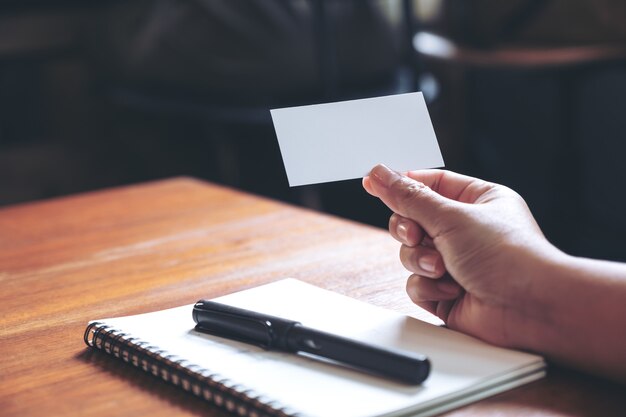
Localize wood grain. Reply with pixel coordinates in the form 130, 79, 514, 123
0, 177, 623, 417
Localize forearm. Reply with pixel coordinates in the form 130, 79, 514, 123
520, 251, 626, 382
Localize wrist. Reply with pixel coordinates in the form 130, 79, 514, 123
519, 253, 626, 380
504, 243, 571, 353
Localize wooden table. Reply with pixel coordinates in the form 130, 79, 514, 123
1, 178, 623, 416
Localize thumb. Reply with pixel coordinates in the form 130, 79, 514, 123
368, 164, 457, 238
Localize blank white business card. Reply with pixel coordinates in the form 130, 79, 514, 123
270, 92, 444, 187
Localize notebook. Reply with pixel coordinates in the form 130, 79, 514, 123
84, 279, 545, 417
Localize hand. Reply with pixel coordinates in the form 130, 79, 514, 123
363, 164, 626, 381
363, 164, 560, 348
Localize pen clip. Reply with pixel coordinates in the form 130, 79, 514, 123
193, 301, 274, 349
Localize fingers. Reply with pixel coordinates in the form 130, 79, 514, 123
406, 274, 462, 302
389, 213, 424, 247
366, 164, 456, 238
400, 244, 446, 277
406, 274, 462, 321
389, 213, 445, 277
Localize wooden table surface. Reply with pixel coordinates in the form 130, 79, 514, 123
1, 178, 623, 417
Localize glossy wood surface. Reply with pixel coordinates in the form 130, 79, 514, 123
0, 178, 623, 417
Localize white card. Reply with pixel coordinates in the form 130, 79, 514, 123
270, 92, 444, 187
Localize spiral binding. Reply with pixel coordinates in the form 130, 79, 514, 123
84, 322, 301, 417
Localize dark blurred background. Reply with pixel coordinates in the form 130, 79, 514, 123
1, 0, 625, 261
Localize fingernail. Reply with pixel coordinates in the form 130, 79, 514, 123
371, 164, 402, 188
397, 221, 409, 243
418, 254, 438, 273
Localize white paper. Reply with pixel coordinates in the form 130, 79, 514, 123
270, 92, 444, 187
95, 279, 545, 417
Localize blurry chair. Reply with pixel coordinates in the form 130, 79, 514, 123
99, 0, 420, 210
413, 30, 626, 166
411, 0, 626, 259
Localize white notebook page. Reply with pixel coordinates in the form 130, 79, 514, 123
96, 279, 545, 417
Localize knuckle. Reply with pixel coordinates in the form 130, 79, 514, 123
393, 177, 425, 200
390, 177, 429, 210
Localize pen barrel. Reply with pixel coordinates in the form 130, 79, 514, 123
287, 325, 430, 384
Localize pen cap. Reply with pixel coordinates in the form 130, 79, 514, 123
192, 300, 300, 350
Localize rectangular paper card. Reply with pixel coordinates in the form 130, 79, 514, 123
270, 92, 444, 186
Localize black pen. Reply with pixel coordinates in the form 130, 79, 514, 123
192, 300, 430, 384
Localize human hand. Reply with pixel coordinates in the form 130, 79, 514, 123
363, 164, 560, 348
